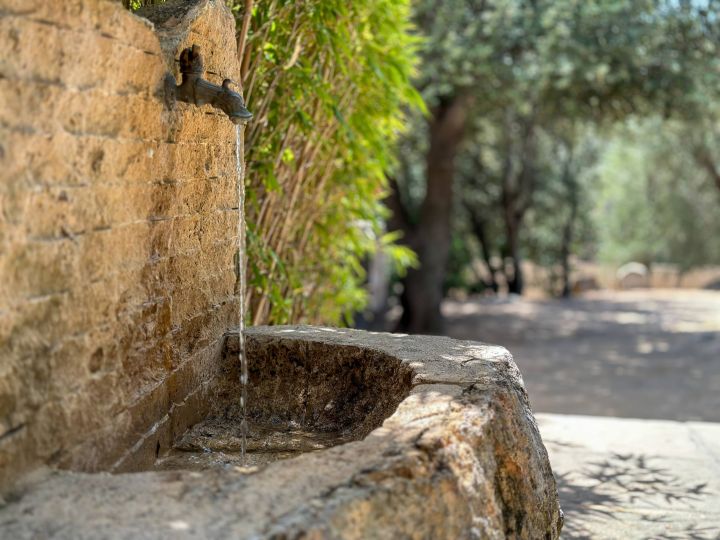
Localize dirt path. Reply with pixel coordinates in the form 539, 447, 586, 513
443, 289, 720, 422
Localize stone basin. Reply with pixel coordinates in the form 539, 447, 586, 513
156, 327, 414, 471
0, 326, 562, 539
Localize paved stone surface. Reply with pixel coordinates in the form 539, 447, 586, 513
536, 413, 720, 540
444, 290, 720, 422
0, 327, 561, 539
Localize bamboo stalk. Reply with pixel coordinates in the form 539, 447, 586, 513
236, 0, 254, 83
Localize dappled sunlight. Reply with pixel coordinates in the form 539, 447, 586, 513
168, 521, 191, 531
601, 311, 652, 325
439, 345, 509, 366
444, 290, 720, 422
636, 337, 671, 355
663, 320, 720, 333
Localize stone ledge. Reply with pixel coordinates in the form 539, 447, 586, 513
0, 326, 562, 539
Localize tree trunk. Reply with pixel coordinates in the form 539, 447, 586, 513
397, 95, 470, 334
559, 170, 578, 298
559, 233, 572, 298
499, 114, 536, 296
506, 222, 524, 295
560, 192, 578, 298
466, 208, 499, 293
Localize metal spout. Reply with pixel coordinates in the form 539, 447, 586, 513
164, 45, 252, 125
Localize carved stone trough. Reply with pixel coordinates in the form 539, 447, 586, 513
0, 326, 562, 539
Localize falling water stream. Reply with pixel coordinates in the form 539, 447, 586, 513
235, 125, 249, 466
155, 126, 343, 472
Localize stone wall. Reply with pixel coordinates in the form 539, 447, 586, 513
0, 0, 244, 488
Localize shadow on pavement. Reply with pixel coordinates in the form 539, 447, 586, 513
556, 451, 717, 539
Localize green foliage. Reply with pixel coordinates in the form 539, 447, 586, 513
122, 0, 163, 11
535, 0, 720, 120
522, 131, 598, 294
236, 0, 422, 325
412, 0, 720, 114
594, 117, 720, 272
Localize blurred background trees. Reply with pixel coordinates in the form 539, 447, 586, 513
385, 0, 720, 333
595, 117, 720, 278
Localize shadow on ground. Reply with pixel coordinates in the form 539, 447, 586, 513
444, 290, 720, 421
556, 450, 717, 539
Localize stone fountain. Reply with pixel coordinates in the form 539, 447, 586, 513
1, 326, 562, 538
0, 0, 561, 538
